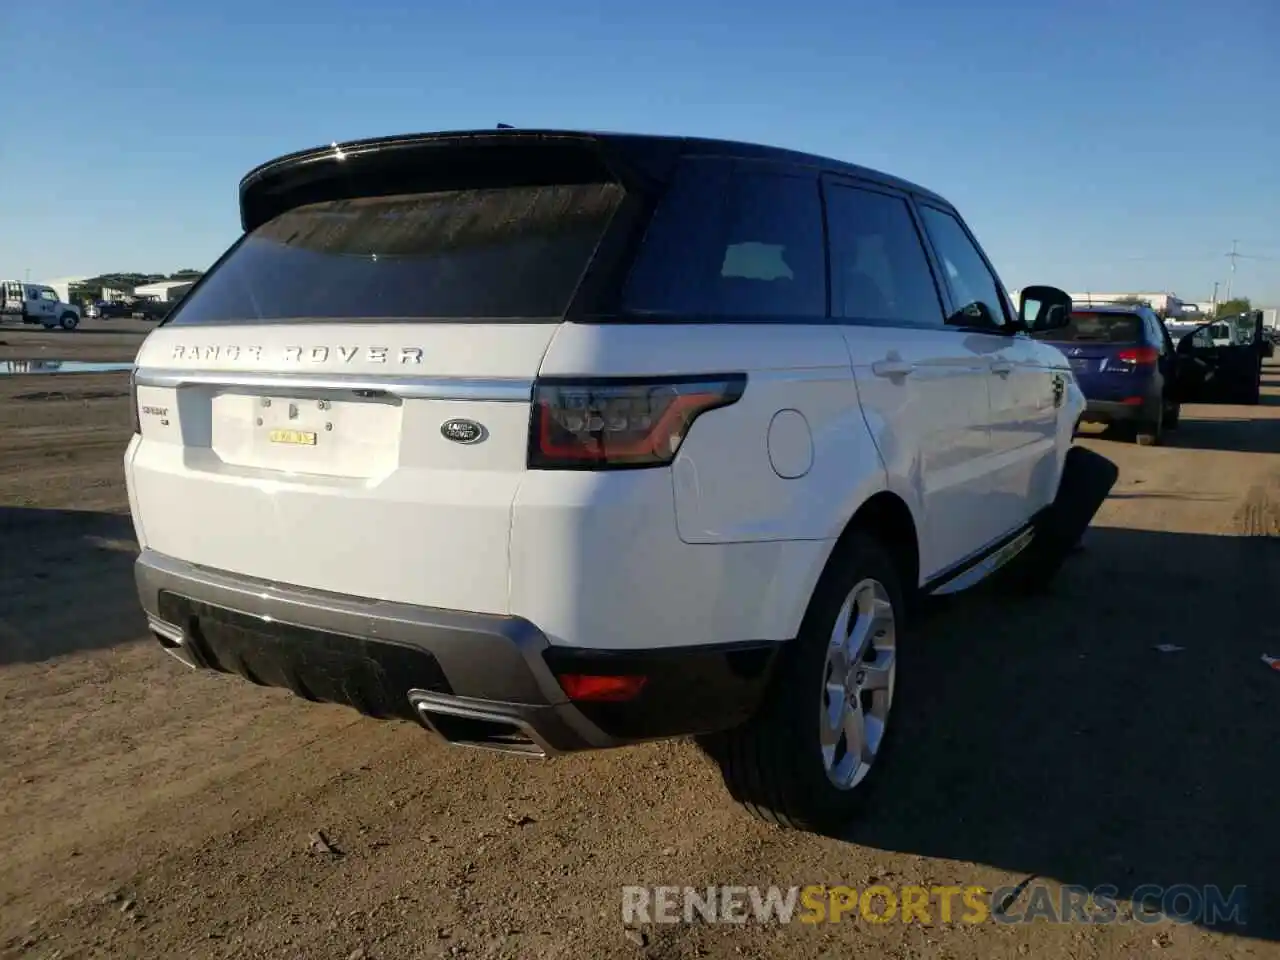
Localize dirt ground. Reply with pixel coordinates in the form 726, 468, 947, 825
2, 324, 1279, 960
0, 318, 153, 365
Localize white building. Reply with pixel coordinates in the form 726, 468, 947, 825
1068, 291, 1192, 318
44, 276, 91, 302
133, 279, 195, 302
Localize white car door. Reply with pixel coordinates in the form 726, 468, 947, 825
915, 204, 1055, 539
824, 179, 998, 584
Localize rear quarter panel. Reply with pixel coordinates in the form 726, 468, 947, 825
535, 322, 889, 545
514, 321, 894, 647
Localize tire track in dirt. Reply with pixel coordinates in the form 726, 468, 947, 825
1233, 478, 1280, 538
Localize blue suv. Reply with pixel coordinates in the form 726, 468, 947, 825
1031, 301, 1180, 445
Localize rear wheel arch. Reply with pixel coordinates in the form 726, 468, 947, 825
704, 496, 916, 831
810, 491, 920, 623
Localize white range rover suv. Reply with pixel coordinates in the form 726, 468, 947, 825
125, 129, 1116, 831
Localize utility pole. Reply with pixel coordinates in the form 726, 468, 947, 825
24, 268, 30, 282
1211, 281, 1220, 317
1226, 240, 1240, 301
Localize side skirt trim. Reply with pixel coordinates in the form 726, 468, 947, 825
921, 517, 1040, 597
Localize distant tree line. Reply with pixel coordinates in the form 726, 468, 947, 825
1213, 297, 1251, 318
69, 270, 203, 303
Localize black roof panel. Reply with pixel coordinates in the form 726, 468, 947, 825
238, 128, 951, 231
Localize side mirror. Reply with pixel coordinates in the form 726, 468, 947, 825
1018, 285, 1072, 332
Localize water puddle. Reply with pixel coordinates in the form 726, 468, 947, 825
0, 360, 134, 375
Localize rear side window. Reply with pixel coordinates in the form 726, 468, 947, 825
825, 184, 944, 327
166, 182, 625, 325
1035, 311, 1144, 343
621, 161, 826, 320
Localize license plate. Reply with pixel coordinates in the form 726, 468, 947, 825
268, 428, 317, 446
1070, 358, 1090, 371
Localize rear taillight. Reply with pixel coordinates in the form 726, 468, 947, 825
528, 374, 746, 469
129, 367, 140, 434
1115, 346, 1159, 365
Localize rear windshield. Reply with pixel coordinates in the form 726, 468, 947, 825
1034, 311, 1143, 343
166, 183, 625, 325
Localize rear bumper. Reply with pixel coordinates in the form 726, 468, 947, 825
1081, 395, 1159, 424
135, 549, 780, 756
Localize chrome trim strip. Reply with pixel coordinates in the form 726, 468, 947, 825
926, 524, 1036, 596
132, 367, 534, 402
746, 366, 852, 384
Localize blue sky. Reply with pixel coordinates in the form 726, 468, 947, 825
5, 0, 1280, 303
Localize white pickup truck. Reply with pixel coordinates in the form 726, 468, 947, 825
0, 281, 81, 330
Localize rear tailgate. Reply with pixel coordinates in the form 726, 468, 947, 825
127, 139, 638, 614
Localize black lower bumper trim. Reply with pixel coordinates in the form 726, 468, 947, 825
1082, 397, 1156, 423
541, 642, 781, 741
135, 550, 781, 752
158, 592, 451, 722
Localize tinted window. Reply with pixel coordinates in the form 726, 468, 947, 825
622, 162, 826, 320
166, 183, 625, 325
1032, 311, 1144, 343
825, 185, 944, 326
917, 207, 1010, 329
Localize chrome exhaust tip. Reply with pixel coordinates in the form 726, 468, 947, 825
408, 691, 549, 758
148, 617, 198, 669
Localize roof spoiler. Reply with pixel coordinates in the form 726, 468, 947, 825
238, 129, 682, 232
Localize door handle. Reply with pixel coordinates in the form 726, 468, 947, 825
990, 360, 1014, 377
871, 359, 915, 378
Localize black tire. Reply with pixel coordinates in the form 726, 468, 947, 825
701, 533, 906, 833
59, 312, 79, 331
1135, 404, 1162, 446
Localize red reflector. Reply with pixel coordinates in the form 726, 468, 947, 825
558, 674, 648, 702
1121, 396, 1145, 406
1116, 346, 1159, 365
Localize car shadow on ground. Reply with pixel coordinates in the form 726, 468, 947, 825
0, 507, 145, 666
845, 525, 1280, 941
1164, 411, 1280, 454
1084, 413, 1280, 454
